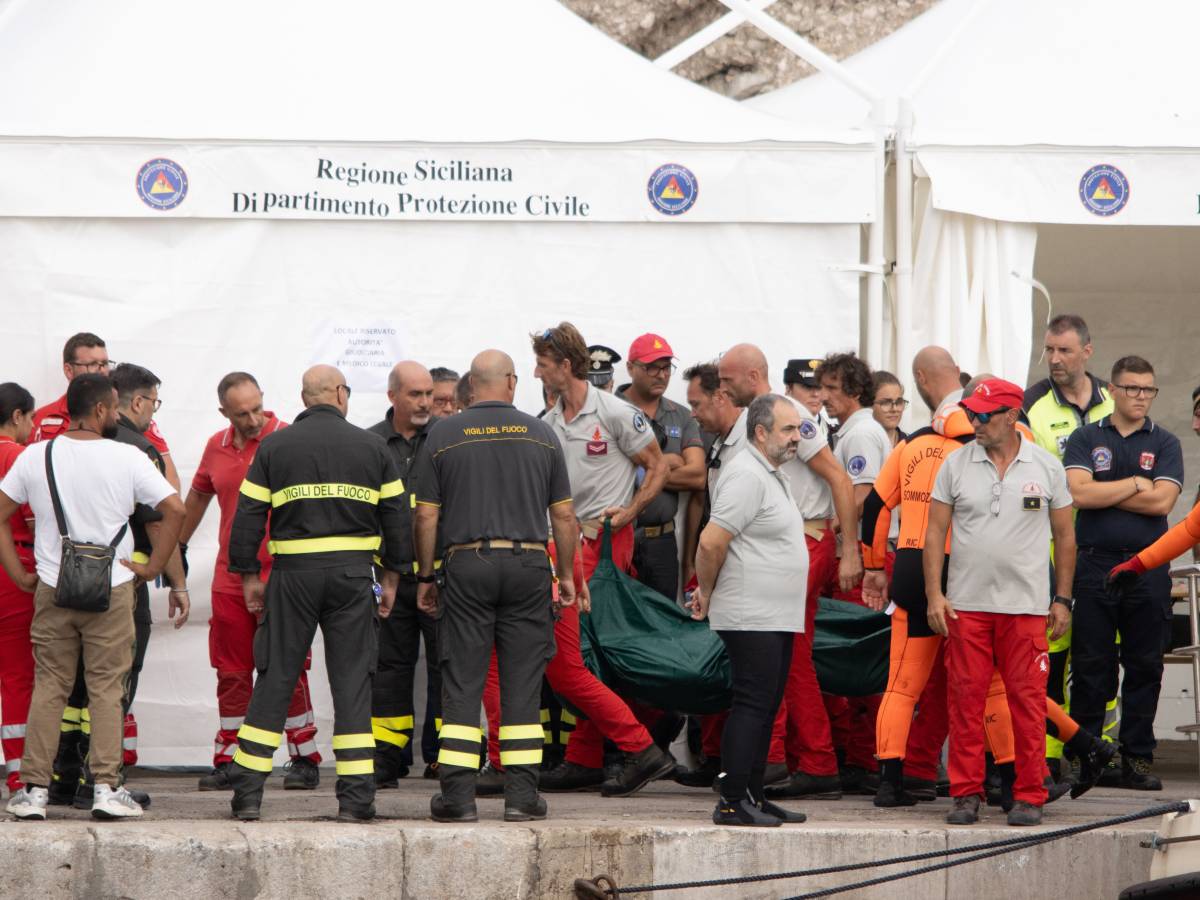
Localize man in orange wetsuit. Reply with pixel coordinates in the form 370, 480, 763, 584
862, 350, 1113, 809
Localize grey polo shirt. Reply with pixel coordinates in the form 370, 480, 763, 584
708, 407, 749, 496
781, 397, 834, 520
616, 389, 703, 526
932, 438, 1072, 616
543, 383, 655, 522
708, 444, 808, 632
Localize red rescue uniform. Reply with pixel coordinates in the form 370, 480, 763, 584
0, 436, 34, 791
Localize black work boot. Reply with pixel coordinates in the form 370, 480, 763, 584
601, 744, 676, 798
986, 762, 1016, 812
748, 787, 806, 824
713, 795, 782, 827
476, 761, 506, 797
675, 757, 721, 788
1065, 731, 1118, 799
766, 770, 842, 800
337, 802, 376, 822
431, 793, 478, 823
504, 795, 548, 822
539, 761, 605, 793
902, 776, 937, 802
946, 794, 982, 825
1120, 755, 1162, 791
374, 751, 408, 790
199, 763, 233, 791
283, 758, 320, 790
228, 763, 266, 821
874, 759, 917, 808
48, 732, 84, 806
1007, 801, 1043, 826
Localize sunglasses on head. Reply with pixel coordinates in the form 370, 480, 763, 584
965, 406, 1010, 425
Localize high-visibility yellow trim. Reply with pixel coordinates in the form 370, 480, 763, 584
239, 480, 271, 503
80, 709, 90, 722
440, 724, 482, 743
60, 722, 82, 733
268, 535, 381, 555
336, 759, 374, 776
437, 749, 482, 769
131, 551, 150, 565
233, 749, 274, 772
379, 479, 404, 499
558, 733, 571, 746
560, 711, 576, 726
331, 733, 375, 750
543, 729, 553, 743
434, 717, 443, 732
412, 559, 443, 575
270, 482, 383, 508
372, 715, 414, 731
62, 707, 82, 723
237, 724, 283, 748
499, 724, 544, 741
500, 749, 543, 766
539, 709, 551, 723
372, 725, 410, 748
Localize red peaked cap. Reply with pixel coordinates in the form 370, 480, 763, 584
628, 333, 675, 364
960, 378, 1025, 414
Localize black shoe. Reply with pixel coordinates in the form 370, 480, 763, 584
1067, 732, 1118, 799
540, 746, 565, 772
762, 762, 790, 786
337, 803, 376, 822
47, 775, 78, 807
902, 776, 937, 802
935, 769, 951, 798
1120, 756, 1162, 791
1045, 756, 1063, 783
946, 794, 982, 825
430, 794, 478, 822
674, 757, 720, 788
1096, 752, 1123, 787
199, 764, 233, 792
540, 761, 605, 793
765, 770, 842, 801
504, 795, 548, 822
476, 761, 506, 797
422, 763, 439, 780
600, 744, 676, 798
986, 762, 1016, 812
1045, 775, 1071, 804
748, 790, 806, 823
713, 796, 782, 827
231, 794, 261, 821
283, 758, 320, 791
374, 754, 408, 790
1007, 801, 1043, 826
874, 759, 917, 808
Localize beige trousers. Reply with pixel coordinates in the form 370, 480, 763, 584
22, 580, 135, 787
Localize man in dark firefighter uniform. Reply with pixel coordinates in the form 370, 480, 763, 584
226, 365, 406, 822
413, 350, 578, 822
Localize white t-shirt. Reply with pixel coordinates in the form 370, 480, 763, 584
1, 437, 175, 588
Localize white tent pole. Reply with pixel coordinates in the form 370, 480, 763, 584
655, 0, 779, 70
894, 97, 915, 380
715, 0, 878, 103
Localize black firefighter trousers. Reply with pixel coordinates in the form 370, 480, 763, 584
437, 546, 555, 806
229, 564, 378, 814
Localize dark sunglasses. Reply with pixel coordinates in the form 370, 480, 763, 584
964, 406, 1010, 425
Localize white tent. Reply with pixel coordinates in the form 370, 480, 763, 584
0, 0, 879, 765
748, 0, 1200, 443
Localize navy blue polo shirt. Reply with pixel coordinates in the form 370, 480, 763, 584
1062, 416, 1183, 551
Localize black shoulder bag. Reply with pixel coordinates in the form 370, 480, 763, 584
45, 437, 127, 612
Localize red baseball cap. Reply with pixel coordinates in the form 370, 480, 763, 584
961, 378, 1024, 414
628, 333, 675, 364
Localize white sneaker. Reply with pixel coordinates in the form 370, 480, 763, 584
91, 783, 143, 820
7, 786, 48, 820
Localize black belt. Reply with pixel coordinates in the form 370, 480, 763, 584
16, 541, 33, 550
635, 521, 675, 538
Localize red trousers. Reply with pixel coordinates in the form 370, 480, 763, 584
0, 552, 34, 791
580, 522, 635, 580
209, 590, 320, 766
947, 611, 1048, 805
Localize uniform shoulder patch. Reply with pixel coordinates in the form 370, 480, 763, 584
799, 419, 818, 440
632, 411, 648, 434
1091, 446, 1113, 472
847, 455, 867, 477
1139, 451, 1156, 471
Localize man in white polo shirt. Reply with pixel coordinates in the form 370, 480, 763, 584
536, 323, 668, 580
926, 378, 1075, 827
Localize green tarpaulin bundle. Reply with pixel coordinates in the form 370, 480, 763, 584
577, 527, 891, 715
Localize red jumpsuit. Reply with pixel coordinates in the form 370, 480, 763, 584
0, 436, 34, 791
191, 416, 319, 766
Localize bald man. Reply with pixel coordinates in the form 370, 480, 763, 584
367, 361, 443, 785
226, 365, 406, 822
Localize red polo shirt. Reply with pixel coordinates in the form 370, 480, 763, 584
191, 413, 285, 595
32, 393, 172, 456
0, 436, 34, 545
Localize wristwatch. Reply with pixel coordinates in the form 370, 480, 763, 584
416, 575, 436, 584
1051, 595, 1074, 611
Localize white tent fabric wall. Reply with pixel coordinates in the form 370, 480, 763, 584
0, 216, 859, 765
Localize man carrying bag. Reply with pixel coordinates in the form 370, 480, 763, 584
0, 374, 183, 821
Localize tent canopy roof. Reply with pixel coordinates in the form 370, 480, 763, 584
0, 0, 867, 147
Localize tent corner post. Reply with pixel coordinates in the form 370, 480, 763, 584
894, 97, 916, 426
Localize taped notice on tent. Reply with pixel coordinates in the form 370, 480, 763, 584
311, 320, 404, 392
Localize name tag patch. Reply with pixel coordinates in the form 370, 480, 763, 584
1092, 446, 1113, 472
1139, 451, 1156, 471
667, 425, 681, 438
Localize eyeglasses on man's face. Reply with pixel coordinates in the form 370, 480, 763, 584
635, 361, 676, 376
70, 359, 114, 372
1112, 383, 1159, 399
336, 383, 352, 397
136, 394, 162, 412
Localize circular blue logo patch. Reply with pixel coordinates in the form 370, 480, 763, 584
799, 419, 818, 440
647, 164, 697, 216
1078, 164, 1128, 217
137, 158, 188, 211
847, 455, 867, 477
1091, 446, 1113, 472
